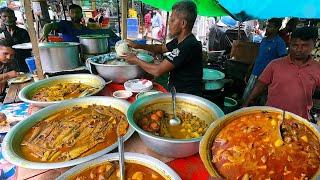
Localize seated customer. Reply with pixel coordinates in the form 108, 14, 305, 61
0, 7, 31, 72
0, 40, 18, 94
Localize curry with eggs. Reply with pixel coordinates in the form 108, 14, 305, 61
137, 110, 208, 139
71, 161, 165, 180
211, 111, 320, 179
31, 82, 97, 101
21, 105, 128, 162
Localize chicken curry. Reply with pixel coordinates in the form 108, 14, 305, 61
71, 161, 165, 180
137, 110, 208, 139
21, 105, 128, 162
211, 111, 320, 179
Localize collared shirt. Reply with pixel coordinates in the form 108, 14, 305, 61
252, 35, 287, 76
151, 13, 162, 28
57, 21, 120, 47
259, 56, 320, 119
57, 20, 96, 42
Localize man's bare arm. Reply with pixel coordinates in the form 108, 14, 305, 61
243, 80, 267, 107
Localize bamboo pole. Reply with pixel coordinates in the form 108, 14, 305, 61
23, 0, 44, 79
121, 0, 128, 39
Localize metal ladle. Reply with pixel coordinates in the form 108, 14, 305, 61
117, 120, 128, 180
169, 86, 181, 126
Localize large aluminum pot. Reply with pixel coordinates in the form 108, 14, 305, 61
87, 55, 145, 83
57, 152, 181, 180
18, 74, 108, 107
127, 93, 224, 158
39, 42, 80, 72
199, 106, 320, 179
79, 34, 108, 54
2, 97, 135, 169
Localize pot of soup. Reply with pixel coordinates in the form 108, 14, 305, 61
127, 93, 224, 158
199, 106, 320, 179
39, 42, 81, 72
79, 34, 109, 54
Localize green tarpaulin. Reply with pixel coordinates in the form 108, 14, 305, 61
140, 0, 228, 17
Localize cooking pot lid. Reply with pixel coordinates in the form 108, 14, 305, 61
12, 43, 32, 49
203, 68, 225, 81
39, 42, 80, 48
78, 34, 109, 39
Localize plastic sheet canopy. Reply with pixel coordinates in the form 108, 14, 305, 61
140, 0, 228, 17
218, 0, 320, 21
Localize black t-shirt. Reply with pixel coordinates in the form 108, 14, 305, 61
166, 34, 203, 96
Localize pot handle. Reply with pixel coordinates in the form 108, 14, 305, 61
85, 59, 93, 74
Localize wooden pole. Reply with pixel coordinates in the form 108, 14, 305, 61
23, 0, 44, 79
121, 0, 128, 39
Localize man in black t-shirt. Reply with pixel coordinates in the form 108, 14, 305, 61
122, 1, 202, 96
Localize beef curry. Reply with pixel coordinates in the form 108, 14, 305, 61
211, 111, 320, 179
71, 161, 165, 180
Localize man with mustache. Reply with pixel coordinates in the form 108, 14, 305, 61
0, 7, 31, 72
243, 27, 320, 120
40, 4, 94, 42
40, 4, 120, 47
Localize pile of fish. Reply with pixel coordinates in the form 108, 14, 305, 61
21, 105, 127, 162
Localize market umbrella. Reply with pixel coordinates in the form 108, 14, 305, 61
140, 0, 228, 17
218, 0, 320, 21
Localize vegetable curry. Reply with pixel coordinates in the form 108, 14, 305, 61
21, 105, 127, 162
212, 111, 320, 179
72, 161, 165, 180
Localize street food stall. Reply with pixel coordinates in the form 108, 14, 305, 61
0, 0, 319, 179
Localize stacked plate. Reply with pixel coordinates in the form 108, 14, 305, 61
124, 79, 153, 93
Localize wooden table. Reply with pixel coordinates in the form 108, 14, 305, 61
3, 81, 33, 104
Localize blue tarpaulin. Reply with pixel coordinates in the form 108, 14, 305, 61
218, 0, 320, 21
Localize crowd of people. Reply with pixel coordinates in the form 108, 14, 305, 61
143, 9, 166, 40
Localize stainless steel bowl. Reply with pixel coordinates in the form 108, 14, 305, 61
79, 34, 109, 54
127, 93, 224, 158
2, 97, 135, 169
57, 152, 181, 180
87, 57, 145, 83
18, 74, 108, 107
199, 106, 320, 178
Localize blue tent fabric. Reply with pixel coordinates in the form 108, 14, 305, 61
218, 0, 320, 21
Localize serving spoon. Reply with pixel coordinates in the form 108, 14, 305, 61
169, 86, 181, 126
275, 110, 285, 147
117, 120, 129, 180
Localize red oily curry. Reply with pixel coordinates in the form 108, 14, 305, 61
211, 111, 320, 179
71, 161, 165, 180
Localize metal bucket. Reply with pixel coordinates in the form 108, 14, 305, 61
79, 34, 108, 54
39, 42, 80, 72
